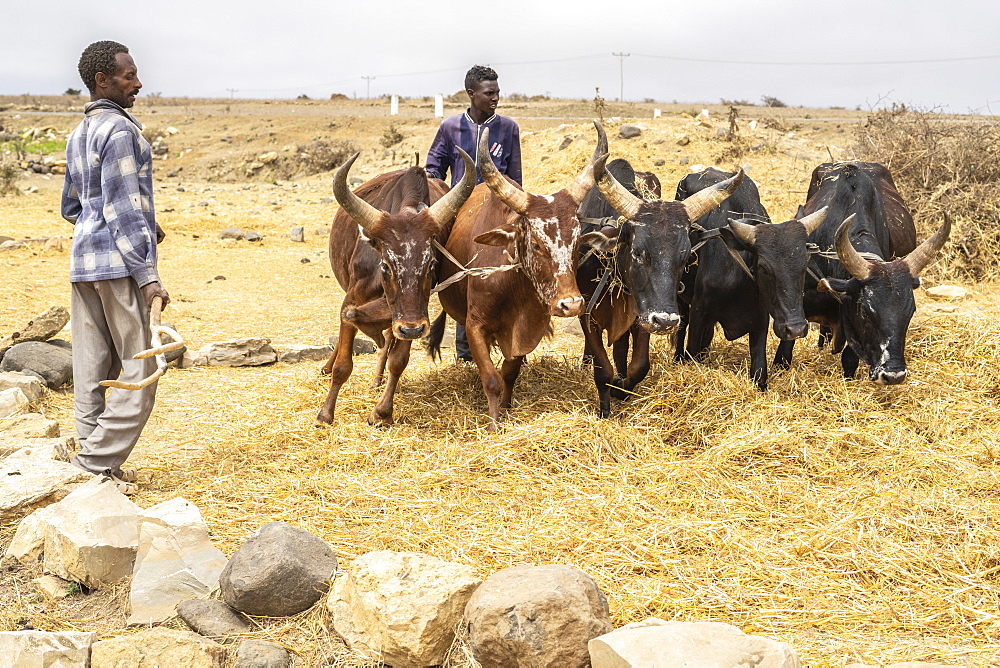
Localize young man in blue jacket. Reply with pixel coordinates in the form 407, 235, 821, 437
426, 65, 522, 360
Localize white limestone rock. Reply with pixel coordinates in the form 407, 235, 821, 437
91, 626, 226, 667
43, 477, 141, 588
0, 305, 70, 349
273, 343, 333, 364
200, 338, 277, 366
328, 550, 482, 666
925, 284, 968, 300
0, 371, 46, 403
0, 456, 91, 525
0, 630, 95, 666
0, 387, 29, 418
3, 436, 73, 462
0, 412, 60, 438
181, 348, 209, 368
33, 574, 73, 600
4, 503, 58, 564
588, 618, 800, 668
128, 497, 228, 625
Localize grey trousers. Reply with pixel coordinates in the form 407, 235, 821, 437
70, 278, 157, 474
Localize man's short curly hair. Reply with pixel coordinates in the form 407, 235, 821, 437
78, 41, 129, 93
465, 65, 498, 91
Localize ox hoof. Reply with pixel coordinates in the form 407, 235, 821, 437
366, 414, 393, 429
313, 421, 332, 430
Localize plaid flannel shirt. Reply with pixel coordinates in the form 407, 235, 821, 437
61, 99, 159, 286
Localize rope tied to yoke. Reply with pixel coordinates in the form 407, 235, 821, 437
431, 239, 522, 294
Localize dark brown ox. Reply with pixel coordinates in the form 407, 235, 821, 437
576, 154, 744, 416
316, 150, 475, 426
774, 161, 950, 384
428, 124, 606, 430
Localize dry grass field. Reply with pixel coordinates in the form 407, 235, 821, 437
2, 95, 999, 666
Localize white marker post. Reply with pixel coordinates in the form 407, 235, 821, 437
390, 95, 399, 116
434, 94, 444, 118
653, 108, 662, 118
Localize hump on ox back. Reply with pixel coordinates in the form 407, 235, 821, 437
672, 166, 815, 391
315, 147, 476, 428
427, 122, 606, 431
575, 140, 745, 416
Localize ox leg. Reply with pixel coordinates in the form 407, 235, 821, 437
841, 345, 860, 379
612, 328, 631, 378
367, 337, 412, 428
749, 328, 769, 391
773, 339, 795, 370
617, 325, 651, 399
818, 325, 832, 349
466, 323, 504, 432
581, 316, 596, 368
370, 330, 395, 390
674, 305, 690, 362
316, 322, 359, 426
499, 356, 526, 411
581, 322, 615, 418
684, 308, 715, 362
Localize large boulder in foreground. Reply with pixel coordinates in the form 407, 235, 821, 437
91, 627, 226, 667
0, 340, 73, 388
128, 498, 229, 625
220, 521, 338, 617
464, 564, 613, 668
589, 618, 800, 667
0, 630, 95, 666
0, 412, 60, 439
328, 550, 482, 666
43, 478, 140, 588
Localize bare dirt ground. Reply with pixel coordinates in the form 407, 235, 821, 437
2, 96, 999, 666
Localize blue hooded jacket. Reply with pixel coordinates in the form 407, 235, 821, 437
425, 111, 522, 187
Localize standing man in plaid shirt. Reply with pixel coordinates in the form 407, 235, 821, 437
61, 40, 168, 494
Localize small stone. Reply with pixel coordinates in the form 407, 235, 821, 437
676, 135, 691, 146
245, 230, 263, 242
653, 158, 665, 166
925, 284, 967, 299
558, 136, 574, 150
235, 639, 294, 668
181, 349, 209, 368
353, 339, 376, 355
0, 371, 46, 402
349, 176, 364, 186
716, 126, 731, 138
201, 339, 277, 367
258, 151, 279, 164
289, 226, 305, 242
0, 631, 96, 666
177, 599, 251, 642
619, 125, 641, 139
33, 574, 73, 600
557, 317, 585, 338
315, 227, 331, 235
220, 521, 338, 617
589, 618, 799, 667
219, 227, 246, 240
91, 627, 226, 668
0, 387, 29, 418
679, 156, 690, 166
300, 257, 310, 263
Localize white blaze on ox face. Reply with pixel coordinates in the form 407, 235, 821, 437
524, 214, 581, 304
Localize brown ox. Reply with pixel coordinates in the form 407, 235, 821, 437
317, 150, 475, 426
429, 123, 607, 430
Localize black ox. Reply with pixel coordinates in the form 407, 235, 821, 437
674, 168, 828, 390
773, 161, 950, 384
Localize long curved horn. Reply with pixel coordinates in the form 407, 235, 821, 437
727, 218, 757, 244
333, 152, 383, 233
427, 147, 475, 228
478, 127, 529, 215
564, 121, 608, 204
799, 206, 828, 235
595, 156, 643, 220
834, 214, 871, 280
902, 213, 951, 277
682, 168, 745, 222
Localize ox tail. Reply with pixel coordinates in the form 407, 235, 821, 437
425, 311, 448, 362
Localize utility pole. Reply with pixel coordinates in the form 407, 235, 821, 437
361, 76, 376, 99
611, 52, 630, 102
226, 88, 238, 100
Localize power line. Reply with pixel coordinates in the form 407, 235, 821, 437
361, 75, 376, 98
612, 52, 629, 102
632, 52, 1000, 66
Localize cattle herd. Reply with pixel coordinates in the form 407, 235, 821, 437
316, 122, 950, 431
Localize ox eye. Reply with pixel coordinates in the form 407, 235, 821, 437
631, 250, 647, 264
531, 242, 542, 253
380, 262, 391, 275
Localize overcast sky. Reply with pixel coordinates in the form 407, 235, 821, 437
2, 0, 997, 114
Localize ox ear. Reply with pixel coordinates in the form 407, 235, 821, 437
817, 277, 852, 296
580, 225, 621, 251
474, 224, 516, 247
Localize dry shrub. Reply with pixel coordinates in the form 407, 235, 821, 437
278, 139, 357, 178
855, 104, 1000, 280
380, 123, 403, 149
0, 162, 19, 195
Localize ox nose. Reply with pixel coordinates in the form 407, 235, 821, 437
774, 320, 809, 340
553, 296, 585, 317
646, 312, 681, 333
874, 368, 907, 386
395, 323, 427, 340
